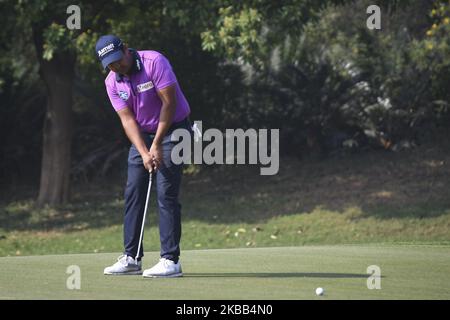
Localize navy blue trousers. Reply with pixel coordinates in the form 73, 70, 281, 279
123, 118, 191, 263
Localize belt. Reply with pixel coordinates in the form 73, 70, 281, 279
143, 117, 190, 135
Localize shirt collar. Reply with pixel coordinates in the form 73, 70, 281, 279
115, 49, 142, 82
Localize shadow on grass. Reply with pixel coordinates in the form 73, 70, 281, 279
183, 272, 378, 279
0, 200, 162, 233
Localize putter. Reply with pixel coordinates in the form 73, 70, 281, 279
136, 169, 153, 263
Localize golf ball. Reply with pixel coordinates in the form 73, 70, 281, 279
315, 287, 324, 296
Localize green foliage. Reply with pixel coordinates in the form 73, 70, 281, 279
2, 0, 450, 183
240, 0, 450, 154
42, 23, 76, 60
411, 0, 450, 115
199, 1, 347, 68
201, 6, 263, 65
75, 29, 100, 66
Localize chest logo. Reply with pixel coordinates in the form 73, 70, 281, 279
137, 81, 154, 93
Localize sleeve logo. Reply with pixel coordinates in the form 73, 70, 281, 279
118, 91, 129, 101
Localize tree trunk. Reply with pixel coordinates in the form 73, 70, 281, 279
33, 27, 75, 206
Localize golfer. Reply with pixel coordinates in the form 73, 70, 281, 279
96, 35, 191, 277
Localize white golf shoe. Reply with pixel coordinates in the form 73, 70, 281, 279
103, 255, 142, 275
143, 258, 183, 278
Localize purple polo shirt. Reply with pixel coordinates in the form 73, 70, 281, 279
105, 50, 190, 133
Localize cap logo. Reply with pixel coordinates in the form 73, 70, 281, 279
98, 43, 115, 58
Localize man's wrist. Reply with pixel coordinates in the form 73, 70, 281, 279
137, 145, 150, 158
152, 139, 162, 147
139, 151, 149, 159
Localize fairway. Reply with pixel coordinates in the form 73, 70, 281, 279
0, 245, 449, 300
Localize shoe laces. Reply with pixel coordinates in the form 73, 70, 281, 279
159, 258, 175, 267
117, 254, 132, 265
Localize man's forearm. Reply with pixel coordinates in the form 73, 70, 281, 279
152, 102, 176, 146
121, 117, 149, 157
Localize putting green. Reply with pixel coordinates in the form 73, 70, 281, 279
0, 245, 449, 299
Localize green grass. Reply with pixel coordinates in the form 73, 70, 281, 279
1, 145, 450, 256
1, 245, 449, 299
1, 206, 450, 257
1, 146, 450, 299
